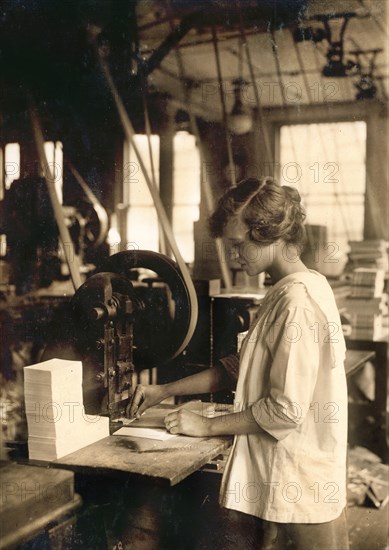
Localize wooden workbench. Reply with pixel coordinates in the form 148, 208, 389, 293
39, 421, 229, 549
25, 403, 228, 548
42, 401, 230, 486
51, 432, 230, 486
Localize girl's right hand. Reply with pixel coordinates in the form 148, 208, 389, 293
126, 384, 167, 419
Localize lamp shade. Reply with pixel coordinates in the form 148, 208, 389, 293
228, 79, 253, 135
229, 111, 253, 135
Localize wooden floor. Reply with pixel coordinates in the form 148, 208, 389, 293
348, 504, 388, 550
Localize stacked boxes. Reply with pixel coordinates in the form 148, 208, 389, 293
345, 268, 387, 340
347, 240, 388, 272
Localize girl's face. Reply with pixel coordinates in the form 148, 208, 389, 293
224, 216, 277, 277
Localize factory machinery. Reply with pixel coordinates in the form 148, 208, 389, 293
70, 249, 198, 418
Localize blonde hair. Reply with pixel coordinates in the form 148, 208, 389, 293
209, 177, 306, 249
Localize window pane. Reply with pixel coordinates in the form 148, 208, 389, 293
280, 122, 367, 256
173, 131, 200, 263
127, 207, 159, 251
5, 143, 20, 189
55, 141, 63, 202
173, 132, 201, 205
44, 141, 54, 164
0, 147, 3, 200
127, 135, 160, 205
173, 205, 200, 264
123, 132, 200, 261
124, 134, 160, 252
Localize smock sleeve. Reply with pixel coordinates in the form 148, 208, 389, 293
217, 353, 240, 384
251, 306, 320, 440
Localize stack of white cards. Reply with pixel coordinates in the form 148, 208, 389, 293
24, 358, 109, 461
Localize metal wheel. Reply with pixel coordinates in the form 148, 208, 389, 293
92, 250, 198, 368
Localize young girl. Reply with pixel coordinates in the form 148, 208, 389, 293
128, 177, 349, 550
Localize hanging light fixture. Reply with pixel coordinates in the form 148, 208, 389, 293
228, 33, 252, 136
349, 48, 381, 100
174, 108, 191, 132
229, 78, 253, 135
293, 13, 358, 78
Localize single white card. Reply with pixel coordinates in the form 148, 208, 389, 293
113, 427, 177, 441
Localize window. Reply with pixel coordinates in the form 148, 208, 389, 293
0, 147, 3, 201
1, 143, 21, 255
1, 141, 63, 257
1, 141, 63, 200
123, 132, 200, 263
124, 135, 160, 251
4, 143, 20, 189
280, 122, 367, 255
173, 131, 200, 264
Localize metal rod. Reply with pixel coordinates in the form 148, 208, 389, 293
211, 25, 237, 187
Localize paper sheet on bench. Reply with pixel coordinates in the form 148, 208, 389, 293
117, 400, 206, 430
113, 427, 177, 440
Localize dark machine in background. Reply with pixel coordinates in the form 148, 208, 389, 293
1, 175, 109, 295
2, 176, 61, 295
0, 173, 111, 434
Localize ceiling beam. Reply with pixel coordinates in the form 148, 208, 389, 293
142, 0, 308, 76
143, 10, 206, 76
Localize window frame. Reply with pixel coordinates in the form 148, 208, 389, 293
123, 131, 200, 263
265, 100, 386, 241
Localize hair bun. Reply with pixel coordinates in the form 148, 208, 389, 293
260, 176, 276, 189
282, 185, 302, 204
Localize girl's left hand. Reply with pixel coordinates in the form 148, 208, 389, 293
164, 409, 211, 437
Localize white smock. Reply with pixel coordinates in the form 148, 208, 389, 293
219, 270, 348, 523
